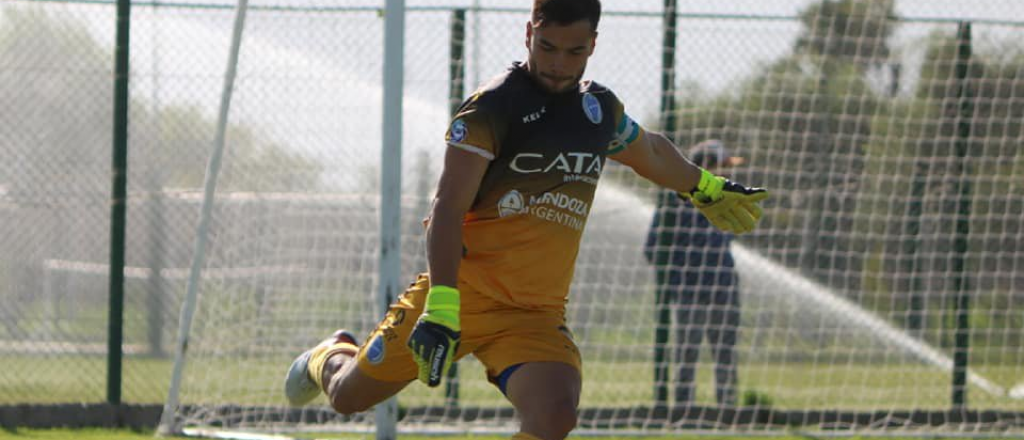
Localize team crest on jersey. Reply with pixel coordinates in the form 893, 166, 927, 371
449, 119, 467, 143
497, 190, 527, 217
366, 334, 385, 365
582, 93, 602, 124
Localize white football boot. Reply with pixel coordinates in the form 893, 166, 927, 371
284, 329, 359, 406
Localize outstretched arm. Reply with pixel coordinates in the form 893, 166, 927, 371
610, 131, 703, 194
610, 131, 769, 234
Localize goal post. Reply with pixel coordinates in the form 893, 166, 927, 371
153, 1, 1024, 438
375, 0, 405, 438
157, 0, 250, 434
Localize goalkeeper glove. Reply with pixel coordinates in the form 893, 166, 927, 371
681, 168, 769, 235
407, 285, 461, 387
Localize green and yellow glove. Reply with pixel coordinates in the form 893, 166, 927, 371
681, 168, 769, 235
407, 285, 461, 387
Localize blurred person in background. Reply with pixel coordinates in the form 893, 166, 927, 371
645, 140, 745, 408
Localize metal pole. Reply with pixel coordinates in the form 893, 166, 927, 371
146, 2, 167, 358
157, 0, 249, 433
659, 0, 678, 138
950, 21, 974, 410
449, 9, 467, 113
905, 164, 926, 337
652, 0, 678, 412
377, 0, 405, 439
893, 58, 927, 338
444, 7, 466, 408
108, 0, 131, 408
471, 0, 481, 89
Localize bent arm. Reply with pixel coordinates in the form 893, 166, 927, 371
426, 146, 489, 288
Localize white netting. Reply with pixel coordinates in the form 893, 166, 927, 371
5, 0, 1016, 436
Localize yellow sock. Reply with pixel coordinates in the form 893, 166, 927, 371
510, 432, 543, 440
307, 342, 358, 392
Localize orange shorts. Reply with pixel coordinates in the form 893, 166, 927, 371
354, 274, 582, 386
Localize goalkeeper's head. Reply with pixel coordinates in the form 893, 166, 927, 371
531, 0, 601, 31
524, 0, 602, 94
689, 140, 745, 176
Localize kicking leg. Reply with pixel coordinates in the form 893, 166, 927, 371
285, 329, 410, 414
286, 275, 435, 413
320, 338, 411, 415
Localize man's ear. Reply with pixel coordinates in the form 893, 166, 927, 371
525, 22, 533, 49
589, 32, 598, 55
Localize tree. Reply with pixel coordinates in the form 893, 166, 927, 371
0, 6, 325, 197
0, 7, 113, 198
673, 1, 892, 283
795, 0, 895, 69
0, 6, 326, 353
857, 28, 1024, 350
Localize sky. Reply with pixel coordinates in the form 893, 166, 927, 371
7, 0, 1023, 190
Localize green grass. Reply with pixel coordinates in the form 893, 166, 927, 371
3, 354, 1023, 411
0, 428, 180, 439
4, 431, 1022, 440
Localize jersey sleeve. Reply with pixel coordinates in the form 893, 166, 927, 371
445, 92, 501, 160
606, 96, 644, 156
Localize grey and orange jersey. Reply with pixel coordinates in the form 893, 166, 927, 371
442, 62, 644, 311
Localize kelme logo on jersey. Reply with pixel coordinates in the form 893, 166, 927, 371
448, 119, 467, 143
582, 93, 602, 124
497, 190, 527, 217
366, 334, 385, 365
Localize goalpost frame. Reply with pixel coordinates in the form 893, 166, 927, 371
157, 0, 250, 434
376, 0, 405, 439
156, 0, 406, 437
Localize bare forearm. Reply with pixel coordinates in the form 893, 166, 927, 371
627, 132, 702, 194
425, 204, 463, 289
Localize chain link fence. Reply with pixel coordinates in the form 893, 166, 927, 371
2, 0, 1023, 432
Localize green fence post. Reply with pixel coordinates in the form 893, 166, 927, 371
444, 7, 466, 408
950, 21, 974, 411
108, 0, 131, 407
652, 0, 678, 412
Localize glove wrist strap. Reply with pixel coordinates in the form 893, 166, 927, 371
424, 285, 460, 330
692, 168, 724, 202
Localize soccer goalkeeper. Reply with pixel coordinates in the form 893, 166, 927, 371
285, 1, 768, 439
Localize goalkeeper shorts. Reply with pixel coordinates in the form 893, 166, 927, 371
354, 273, 582, 386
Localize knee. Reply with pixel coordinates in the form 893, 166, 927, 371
522, 400, 577, 440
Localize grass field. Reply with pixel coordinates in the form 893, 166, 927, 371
3, 354, 1023, 410
0, 428, 178, 439
5, 431, 1024, 440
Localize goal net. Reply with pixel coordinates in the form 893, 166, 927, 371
148, 0, 1024, 437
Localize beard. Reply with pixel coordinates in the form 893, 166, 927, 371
526, 59, 587, 94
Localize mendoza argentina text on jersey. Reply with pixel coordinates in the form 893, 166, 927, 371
442, 62, 644, 311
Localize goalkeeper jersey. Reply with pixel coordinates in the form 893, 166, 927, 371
441, 62, 644, 311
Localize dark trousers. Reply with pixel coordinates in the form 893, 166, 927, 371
671, 286, 740, 407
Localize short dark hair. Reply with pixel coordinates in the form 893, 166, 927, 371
531, 0, 602, 32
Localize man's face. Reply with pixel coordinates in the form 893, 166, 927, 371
525, 20, 596, 93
